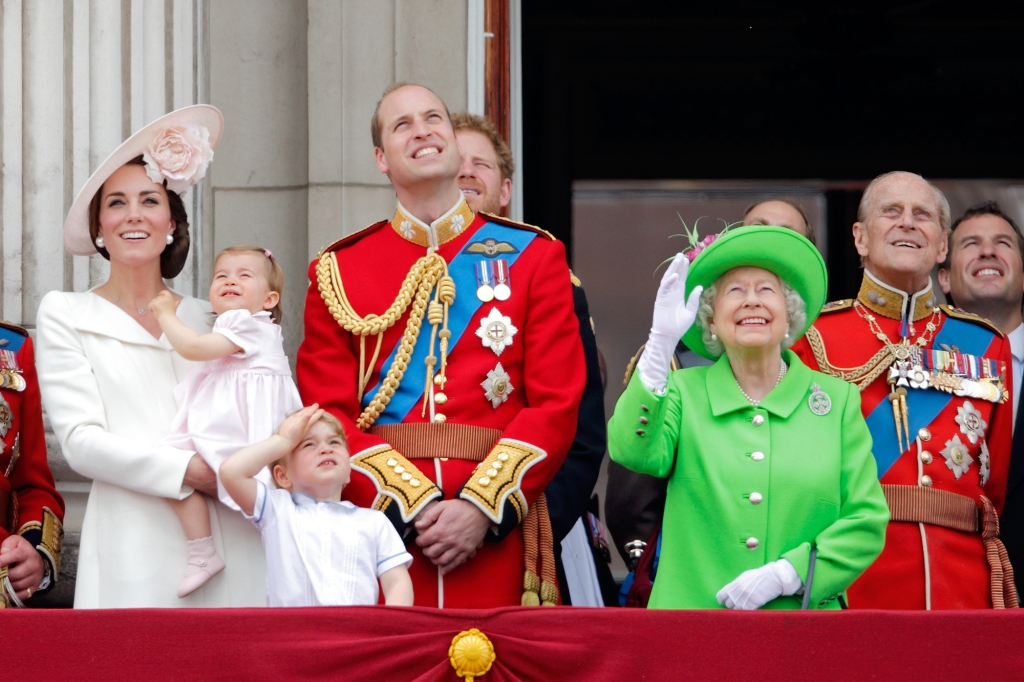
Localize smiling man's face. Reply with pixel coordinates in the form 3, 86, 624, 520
940, 213, 1024, 316
853, 174, 948, 291
373, 85, 460, 190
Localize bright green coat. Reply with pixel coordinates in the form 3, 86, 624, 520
609, 351, 888, 610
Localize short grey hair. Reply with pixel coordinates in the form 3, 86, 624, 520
696, 276, 807, 356
858, 170, 951, 232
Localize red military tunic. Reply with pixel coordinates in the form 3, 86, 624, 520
297, 197, 585, 608
0, 322, 65, 606
792, 271, 1014, 609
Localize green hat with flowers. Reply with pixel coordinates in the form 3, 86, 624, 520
681, 224, 827, 359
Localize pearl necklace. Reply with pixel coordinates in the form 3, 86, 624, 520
735, 361, 788, 407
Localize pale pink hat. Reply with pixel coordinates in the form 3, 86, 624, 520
63, 104, 224, 256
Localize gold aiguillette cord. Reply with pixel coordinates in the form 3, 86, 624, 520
887, 387, 910, 453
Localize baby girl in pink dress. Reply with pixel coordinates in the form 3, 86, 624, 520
149, 245, 301, 598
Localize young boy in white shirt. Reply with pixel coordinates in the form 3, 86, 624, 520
221, 405, 413, 607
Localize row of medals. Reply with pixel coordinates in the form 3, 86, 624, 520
476, 260, 511, 302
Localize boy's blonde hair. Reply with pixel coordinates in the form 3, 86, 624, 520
215, 245, 285, 324
270, 410, 349, 487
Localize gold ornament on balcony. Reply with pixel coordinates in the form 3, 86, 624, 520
448, 628, 495, 681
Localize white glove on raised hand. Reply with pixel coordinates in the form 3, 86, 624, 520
716, 559, 802, 611
636, 253, 704, 393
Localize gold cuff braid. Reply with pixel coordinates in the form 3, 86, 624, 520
460, 439, 546, 524
351, 445, 441, 523
17, 507, 64, 578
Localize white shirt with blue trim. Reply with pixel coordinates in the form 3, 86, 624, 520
247, 480, 412, 607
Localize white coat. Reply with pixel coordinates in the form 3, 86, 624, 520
36, 291, 266, 608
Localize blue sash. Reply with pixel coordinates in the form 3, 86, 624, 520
865, 315, 997, 477
364, 221, 537, 423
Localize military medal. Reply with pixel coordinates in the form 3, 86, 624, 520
493, 259, 511, 301
940, 434, 973, 480
475, 308, 518, 356
482, 362, 513, 407
979, 440, 991, 485
475, 261, 495, 302
955, 401, 987, 444
0, 394, 11, 438
808, 384, 831, 416
0, 350, 24, 392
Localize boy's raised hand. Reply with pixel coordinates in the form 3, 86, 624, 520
277, 404, 324, 449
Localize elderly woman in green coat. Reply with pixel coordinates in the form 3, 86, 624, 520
609, 226, 888, 610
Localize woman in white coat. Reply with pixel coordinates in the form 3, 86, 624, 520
36, 106, 265, 608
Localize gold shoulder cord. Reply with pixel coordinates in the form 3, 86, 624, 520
804, 326, 895, 391
317, 251, 455, 431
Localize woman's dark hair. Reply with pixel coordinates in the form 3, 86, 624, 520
88, 155, 191, 279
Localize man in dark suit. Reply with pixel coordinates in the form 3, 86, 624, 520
939, 201, 1024, 592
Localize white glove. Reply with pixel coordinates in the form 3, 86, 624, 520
636, 253, 703, 393
716, 559, 802, 611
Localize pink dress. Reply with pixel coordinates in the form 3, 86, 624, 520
165, 309, 302, 509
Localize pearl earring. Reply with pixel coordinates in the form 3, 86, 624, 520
784, 332, 790, 339
711, 333, 717, 341
166, 232, 174, 245
95, 236, 105, 249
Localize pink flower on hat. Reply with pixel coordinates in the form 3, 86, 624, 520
143, 124, 214, 195
685, 233, 720, 262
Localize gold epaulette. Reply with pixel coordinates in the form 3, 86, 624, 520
0, 320, 27, 337
819, 299, 854, 314
479, 212, 556, 241
316, 220, 390, 258
940, 304, 1005, 338
569, 270, 582, 287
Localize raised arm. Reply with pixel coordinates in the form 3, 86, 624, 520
149, 291, 241, 362
221, 405, 323, 515
36, 292, 197, 499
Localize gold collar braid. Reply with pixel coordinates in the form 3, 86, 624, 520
316, 251, 455, 430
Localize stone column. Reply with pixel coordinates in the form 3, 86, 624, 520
306, 0, 469, 260
208, 0, 309, 360
1, 0, 209, 605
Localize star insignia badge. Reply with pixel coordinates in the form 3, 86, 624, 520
482, 362, 514, 408
940, 434, 974, 480
954, 400, 987, 445
475, 308, 518, 356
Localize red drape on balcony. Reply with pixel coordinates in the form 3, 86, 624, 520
6, 606, 1023, 681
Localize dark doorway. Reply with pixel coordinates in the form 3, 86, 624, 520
522, 1, 1024, 299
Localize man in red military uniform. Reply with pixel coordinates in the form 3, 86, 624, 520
0, 322, 65, 607
792, 171, 1016, 609
297, 83, 585, 608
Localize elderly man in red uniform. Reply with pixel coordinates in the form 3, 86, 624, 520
0, 321, 65, 607
792, 171, 1016, 609
297, 83, 584, 608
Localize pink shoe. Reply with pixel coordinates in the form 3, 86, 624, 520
177, 537, 225, 598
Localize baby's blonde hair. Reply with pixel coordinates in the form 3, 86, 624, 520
214, 245, 284, 323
